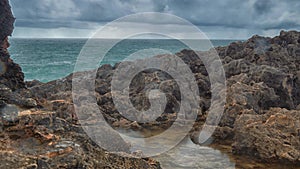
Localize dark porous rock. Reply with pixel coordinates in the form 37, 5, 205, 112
0, 0, 24, 91
0, 84, 37, 108
0, 0, 14, 41
25, 79, 44, 88
0, 39, 25, 91
0, 108, 161, 168
233, 108, 300, 164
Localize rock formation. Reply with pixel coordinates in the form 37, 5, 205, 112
0, 0, 35, 109
27, 30, 300, 166
214, 31, 300, 165
233, 108, 300, 163
1, 0, 300, 167
0, 0, 24, 90
0, 1, 161, 168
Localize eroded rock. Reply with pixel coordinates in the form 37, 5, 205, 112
233, 108, 300, 164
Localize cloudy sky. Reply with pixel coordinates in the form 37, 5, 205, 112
9, 0, 300, 39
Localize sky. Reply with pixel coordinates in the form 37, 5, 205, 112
9, 0, 300, 39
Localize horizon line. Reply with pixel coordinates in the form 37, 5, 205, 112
9, 37, 246, 41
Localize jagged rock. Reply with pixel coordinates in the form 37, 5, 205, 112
0, 0, 24, 90
0, 0, 162, 168
25, 31, 300, 166
25, 79, 44, 88
0, 84, 37, 108
0, 0, 14, 41
0, 108, 161, 168
233, 108, 300, 164
219, 75, 279, 128
0, 40, 25, 91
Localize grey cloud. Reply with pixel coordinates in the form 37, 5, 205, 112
9, 0, 300, 37
10, 0, 80, 19
253, 0, 273, 15
166, 0, 300, 30
14, 19, 99, 29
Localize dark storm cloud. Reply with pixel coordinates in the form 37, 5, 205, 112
165, 0, 300, 30
253, 0, 273, 15
9, 0, 300, 38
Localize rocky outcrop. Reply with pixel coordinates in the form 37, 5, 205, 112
213, 31, 300, 165
0, 108, 160, 168
0, 0, 31, 111
0, 0, 25, 91
25, 31, 300, 166
233, 108, 300, 164
0, 0, 14, 41
0, 1, 161, 168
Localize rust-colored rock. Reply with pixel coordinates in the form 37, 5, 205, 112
233, 108, 300, 164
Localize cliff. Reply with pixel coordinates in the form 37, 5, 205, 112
0, 0, 25, 91
0, 1, 161, 168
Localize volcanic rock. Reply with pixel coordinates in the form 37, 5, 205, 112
233, 108, 300, 164
26, 30, 300, 165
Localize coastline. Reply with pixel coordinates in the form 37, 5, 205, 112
1, 0, 300, 168
3, 31, 300, 168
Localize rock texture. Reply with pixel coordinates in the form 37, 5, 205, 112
0, 0, 37, 109
0, 0, 24, 90
0, 1, 161, 168
26, 30, 300, 166
0, 0, 14, 41
0, 108, 160, 168
214, 31, 300, 165
233, 108, 300, 164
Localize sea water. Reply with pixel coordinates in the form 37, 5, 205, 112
9, 38, 236, 82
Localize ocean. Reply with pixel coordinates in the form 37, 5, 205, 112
9, 39, 238, 82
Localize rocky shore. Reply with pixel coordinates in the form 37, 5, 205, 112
26, 31, 300, 168
1, 0, 300, 168
0, 1, 160, 168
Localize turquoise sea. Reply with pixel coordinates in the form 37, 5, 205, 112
9, 39, 237, 82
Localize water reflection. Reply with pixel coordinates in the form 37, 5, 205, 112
117, 128, 234, 168
154, 138, 235, 169
118, 129, 299, 169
